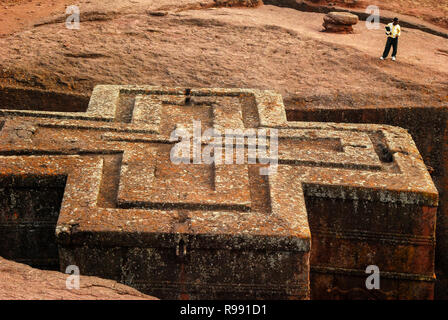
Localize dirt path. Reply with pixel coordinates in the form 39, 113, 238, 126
0, 0, 259, 37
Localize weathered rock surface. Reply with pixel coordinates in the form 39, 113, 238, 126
323, 11, 359, 33
0, 257, 159, 300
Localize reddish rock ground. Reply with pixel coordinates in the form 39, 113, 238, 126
0, 1, 446, 110
0, 256, 158, 299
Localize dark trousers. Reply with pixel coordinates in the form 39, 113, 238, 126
382, 37, 398, 58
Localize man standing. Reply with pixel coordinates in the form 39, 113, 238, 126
380, 17, 401, 61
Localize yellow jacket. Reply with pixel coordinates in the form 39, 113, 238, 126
386, 22, 401, 38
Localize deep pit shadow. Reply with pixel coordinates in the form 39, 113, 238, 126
0, 175, 67, 271
0, 86, 89, 112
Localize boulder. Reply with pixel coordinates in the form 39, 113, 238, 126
0, 257, 159, 300
323, 12, 359, 33
323, 23, 354, 33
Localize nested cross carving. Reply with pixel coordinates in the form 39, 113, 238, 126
0, 85, 438, 299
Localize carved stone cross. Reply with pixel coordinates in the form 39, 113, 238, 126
0, 85, 438, 299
